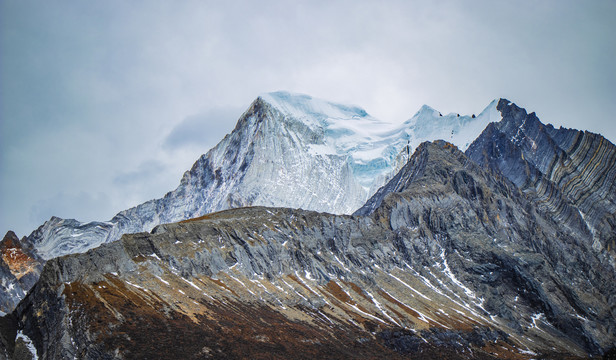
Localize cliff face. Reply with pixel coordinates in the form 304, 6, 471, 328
466, 99, 616, 258
5, 142, 614, 359
465, 101, 616, 339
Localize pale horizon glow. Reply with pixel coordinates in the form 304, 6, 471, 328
1, 0, 615, 236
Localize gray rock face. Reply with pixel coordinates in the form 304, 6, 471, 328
4, 141, 614, 359
466, 99, 616, 284
26, 218, 114, 264
24, 93, 408, 262
368, 141, 616, 352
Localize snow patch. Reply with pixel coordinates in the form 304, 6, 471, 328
154, 275, 169, 286
148, 253, 161, 261
366, 290, 401, 327
439, 249, 476, 299
126, 281, 147, 291
16, 330, 39, 359
391, 269, 431, 300
181, 277, 202, 291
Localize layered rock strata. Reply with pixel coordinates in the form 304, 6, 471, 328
466, 99, 616, 270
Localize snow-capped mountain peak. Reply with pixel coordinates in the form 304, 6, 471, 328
259, 91, 377, 128
411, 104, 442, 119
23, 93, 504, 262
404, 98, 502, 152
256, 91, 408, 191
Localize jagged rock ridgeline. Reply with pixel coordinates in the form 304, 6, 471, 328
466, 99, 616, 270
3, 142, 614, 359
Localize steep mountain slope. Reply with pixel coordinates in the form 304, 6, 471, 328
23, 93, 379, 261
466, 99, 616, 266
3, 141, 614, 359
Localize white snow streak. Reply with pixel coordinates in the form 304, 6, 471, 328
154, 275, 169, 286
389, 273, 431, 300
16, 331, 39, 360
366, 290, 401, 327
181, 277, 202, 291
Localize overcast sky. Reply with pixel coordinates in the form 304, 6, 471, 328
1, 0, 615, 237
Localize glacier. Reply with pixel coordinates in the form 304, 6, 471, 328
26, 91, 503, 260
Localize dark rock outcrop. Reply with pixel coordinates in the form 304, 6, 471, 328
466, 100, 616, 344
467, 99, 616, 256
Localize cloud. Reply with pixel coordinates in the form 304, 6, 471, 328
163, 108, 241, 151
1, 0, 615, 238
110, 160, 177, 208
113, 160, 167, 186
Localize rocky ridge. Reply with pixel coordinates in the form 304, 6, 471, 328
2, 141, 614, 359
466, 99, 616, 276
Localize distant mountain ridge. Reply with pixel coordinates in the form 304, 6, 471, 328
0, 91, 499, 313
23, 91, 500, 261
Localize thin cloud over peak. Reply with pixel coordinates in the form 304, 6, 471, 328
1, 0, 614, 236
